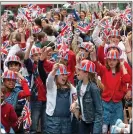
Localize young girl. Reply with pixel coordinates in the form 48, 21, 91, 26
92, 16, 127, 65
70, 59, 103, 134
78, 42, 94, 60
75, 42, 95, 86
45, 63, 76, 134
42, 45, 76, 85
76, 41, 94, 67
90, 47, 131, 133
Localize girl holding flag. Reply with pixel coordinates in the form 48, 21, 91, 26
45, 63, 76, 134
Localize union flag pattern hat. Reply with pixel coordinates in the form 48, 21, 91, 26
105, 44, 122, 57
79, 42, 93, 52
105, 49, 120, 59
2, 70, 17, 80
5, 55, 22, 67
76, 59, 96, 73
55, 64, 70, 75
30, 47, 41, 56
108, 29, 121, 39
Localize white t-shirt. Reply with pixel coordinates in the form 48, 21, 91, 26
80, 83, 87, 121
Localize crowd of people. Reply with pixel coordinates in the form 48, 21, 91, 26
1, 3, 132, 134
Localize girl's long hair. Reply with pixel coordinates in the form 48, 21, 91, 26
88, 72, 104, 94
105, 59, 120, 73
55, 75, 71, 89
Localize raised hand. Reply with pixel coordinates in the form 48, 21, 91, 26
40, 46, 52, 61
90, 47, 97, 61
14, 72, 24, 83
52, 63, 59, 71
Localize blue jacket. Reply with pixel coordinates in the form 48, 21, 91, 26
5, 88, 21, 109
77, 81, 103, 133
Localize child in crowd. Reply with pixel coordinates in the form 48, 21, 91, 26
1, 89, 18, 134
90, 46, 131, 133
70, 60, 103, 134
2, 70, 30, 108
92, 16, 128, 65
4, 54, 31, 133
77, 41, 94, 61
75, 41, 95, 85
45, 63, 76, 134
42, 44, 76, 85
5, 55, 30, 114
24, 38, 47, 134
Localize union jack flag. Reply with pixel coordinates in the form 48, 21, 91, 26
119, 8, 131, 24
21, 100, 32, 130
77, 25, 86, 33
56, 35, 63, 45
38, 8, 45, 15
0, 48, 8, 59
2, 40, 10, 49
59, 39, 69, 53
100, 18, 112, 29
77, 23, 93, 33
25, 10, 32, 21
100, 28, 111, 39
60, 25, 69, 36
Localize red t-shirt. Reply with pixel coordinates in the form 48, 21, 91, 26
94, 61, 131, 102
